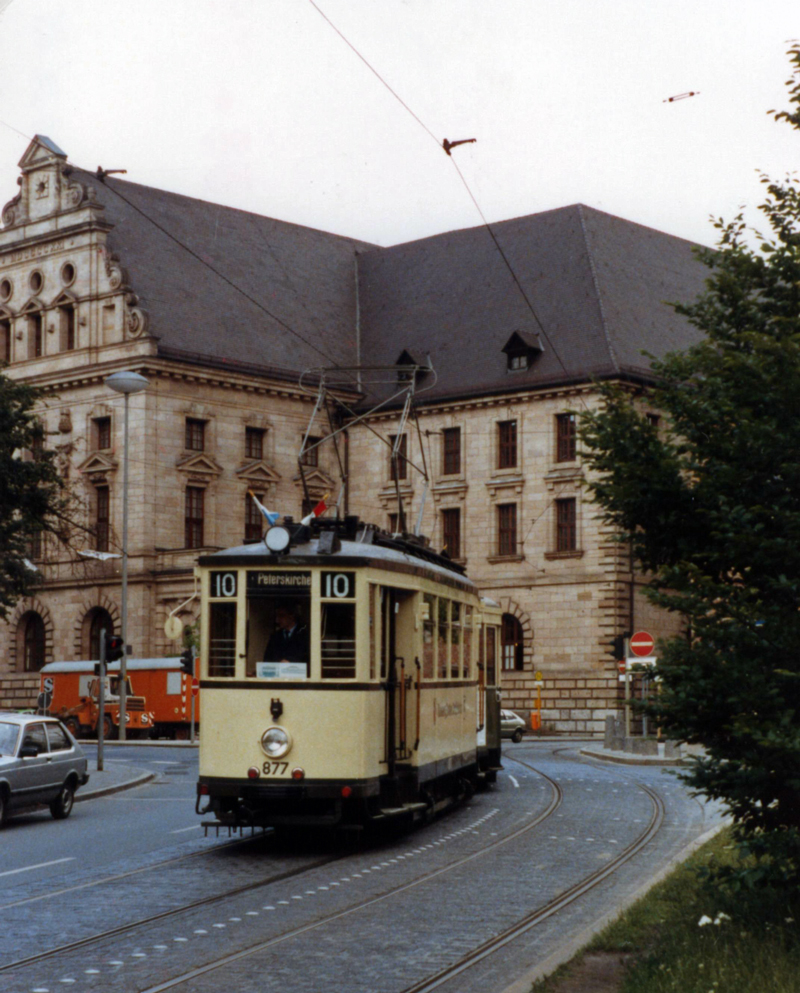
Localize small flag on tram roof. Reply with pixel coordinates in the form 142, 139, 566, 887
249, 490, 280, 526
301, 493, 329, 527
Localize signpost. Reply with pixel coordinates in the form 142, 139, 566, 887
533, 670, 543, 732
190, 649, 198, 744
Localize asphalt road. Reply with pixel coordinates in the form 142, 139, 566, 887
0, 741, 724, 993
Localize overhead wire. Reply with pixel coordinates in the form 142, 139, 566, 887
306, 0, 590, 411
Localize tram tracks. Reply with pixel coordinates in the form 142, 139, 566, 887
8, 758, 668, 993
4, 769, 563, 990
400, 758, 666, 992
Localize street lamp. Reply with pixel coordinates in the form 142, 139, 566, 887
105, 370, 149, 741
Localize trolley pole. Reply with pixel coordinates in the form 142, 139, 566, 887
97, 629, 107, 772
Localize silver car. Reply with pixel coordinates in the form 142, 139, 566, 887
0, 713, 89, 826
500, 709, 528, 743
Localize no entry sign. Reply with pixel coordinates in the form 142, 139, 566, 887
191, 677, 200, 697
630, 631, 655, 657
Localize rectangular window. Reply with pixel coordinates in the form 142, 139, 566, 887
422, 594, 435, 679
556, 497, 577, 552
462, 605, 473, 678
498, 419, 517, 469
95, 417, 111, 450
96, 486, 110, 553
28, 530, 43, 561
497, 503, 517, 556
30, 429, 44, 462
556, 413, 576, 462
245, 492, 263, 543
441, 508, 461, 559
300, 435, 320, 467
0, 319, 10, 363
29, 314, 43, 358
59, 306, 76, 351
389, 434, 408, 481
485, 626, 497, 686
442, 427, 461, 475
245, 427, 264, 460
185, 418, 205, 452
388, 513, 399, 535
437, 598, 449, 679
320, 603, 356, 679
369, 584, 377, 680
646, 413, 660, 429
208, 602, 237, 677
185, 487, 204, 549
450, 601, 461, 678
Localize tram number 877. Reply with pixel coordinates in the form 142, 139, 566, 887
263, 761, 289, 776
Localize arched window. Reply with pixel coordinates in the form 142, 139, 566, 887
21, 612, 46, 672
501, 613, 524, 671
88, 608, 114, 660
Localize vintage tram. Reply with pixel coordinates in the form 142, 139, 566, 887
195, 516, 502, 830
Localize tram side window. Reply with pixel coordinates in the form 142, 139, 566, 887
369, 584, 377, 680
463, 605, 473, 678
209, 603, 237, 677
486, 627, 497, 687
422, 594, 435, 680
450, 602, 461, 678
437, 598, 449, 679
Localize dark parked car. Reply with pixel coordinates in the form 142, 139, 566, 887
500, 709, 528, 743
0, 713, 89, 825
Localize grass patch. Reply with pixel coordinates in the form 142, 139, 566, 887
533, 827, 800, 993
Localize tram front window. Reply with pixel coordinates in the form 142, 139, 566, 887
247, 570, 312, 679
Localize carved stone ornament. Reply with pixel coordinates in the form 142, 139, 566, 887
125, 307, 149, 337
58, 409, 73, 434
2, 192, 23, 227
103, 251, 130, 291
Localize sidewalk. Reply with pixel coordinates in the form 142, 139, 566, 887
75, 758, 156, 803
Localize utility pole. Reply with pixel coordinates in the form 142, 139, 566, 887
97, 629, 107, 772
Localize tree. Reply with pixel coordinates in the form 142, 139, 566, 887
580, 44, 800, 885
0, 371, 75, 620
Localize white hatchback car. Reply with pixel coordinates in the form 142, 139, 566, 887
0, 713, 89, 826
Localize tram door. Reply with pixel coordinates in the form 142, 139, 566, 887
381, 587, 416, 774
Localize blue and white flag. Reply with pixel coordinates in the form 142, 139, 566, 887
249, 490, 280, 526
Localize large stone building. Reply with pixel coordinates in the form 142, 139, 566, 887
0, 135, 706, 732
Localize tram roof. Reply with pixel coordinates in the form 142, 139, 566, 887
200, 537, 477, 594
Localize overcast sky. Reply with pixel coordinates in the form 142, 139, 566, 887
0, 0, 798, 250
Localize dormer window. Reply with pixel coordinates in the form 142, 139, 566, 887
395, 349, 427, 386
502, 330, 543, 373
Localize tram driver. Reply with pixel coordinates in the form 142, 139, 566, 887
263, 602, 309, 665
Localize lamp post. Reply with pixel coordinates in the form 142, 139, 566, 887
105, 370, 149, 741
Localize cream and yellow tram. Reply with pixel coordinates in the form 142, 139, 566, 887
195, 518, 503, 830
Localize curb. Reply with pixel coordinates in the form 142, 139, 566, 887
579, 747, 687, 766
500, 822, 729, 993
75, 770, 157, 803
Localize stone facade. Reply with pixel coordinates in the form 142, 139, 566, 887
0, 136, 701, 733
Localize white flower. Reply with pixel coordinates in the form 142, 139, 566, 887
698, 915, 713, 926
713, 912, 731, 925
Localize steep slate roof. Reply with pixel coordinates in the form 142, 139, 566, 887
356, 204, 709, 402
70, 167, 376, 379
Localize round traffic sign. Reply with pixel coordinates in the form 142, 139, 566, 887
630, 631, 655, 657
191, 677, 199, 697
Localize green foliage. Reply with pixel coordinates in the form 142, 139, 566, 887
580, 44, 800, 884
0, 370, 72, 619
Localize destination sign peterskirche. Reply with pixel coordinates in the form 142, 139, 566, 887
247, 571, 312, 595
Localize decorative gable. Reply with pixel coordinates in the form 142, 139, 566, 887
293, 467, 334, 495
175, 452, 223, 486
236, 460, 282, 487
77, 451, 118, 483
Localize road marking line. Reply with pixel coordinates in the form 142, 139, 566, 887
509, 775, 520, 788
170, 825, 201, 834
0, 857, 74, 878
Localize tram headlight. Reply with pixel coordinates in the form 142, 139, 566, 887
265, 525, 291, 553
261, 726, 292, 758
